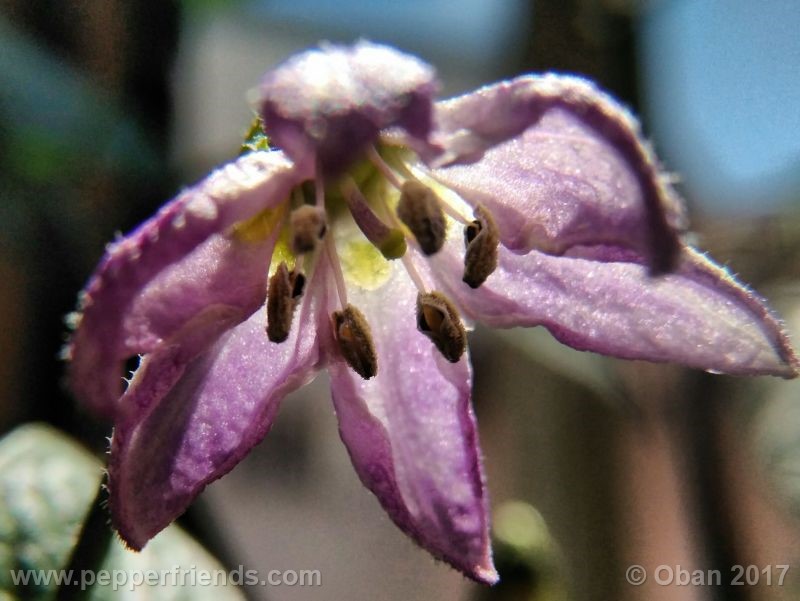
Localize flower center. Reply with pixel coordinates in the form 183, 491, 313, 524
262, 143, 500, 380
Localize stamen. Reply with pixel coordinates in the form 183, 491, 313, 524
333, 304, 378, 379
397, 180, 447, 255
400, 252, 428, 294
291, 270, 307, 298
290, 205, 327, 254
325, 233, 349, 307
381, 151, 472, 226
433, 192, 471, 226
416, 291, 467, 362
341, 178, 406, 260
463, 204, 499, 288
266, 261, 305, 343
367, 146, 404, 189
371, 145, 475, 231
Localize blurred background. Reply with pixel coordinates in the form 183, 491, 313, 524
1, 0, 799, 600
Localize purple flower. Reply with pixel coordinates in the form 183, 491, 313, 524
66, 42, 798, 584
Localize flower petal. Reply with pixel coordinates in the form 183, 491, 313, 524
431, 240, 798, 378
326, 254, 496, 583
109, 253, 334, 550
68, 151, 305, 416
122, 234, 273, 354
259, 41, 438, 174
429, 75, 684, 271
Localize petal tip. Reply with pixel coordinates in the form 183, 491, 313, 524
110, 486, 154, 553
783, 351, 800, 379
115, 528, 145, 553
470, 557, 500, 585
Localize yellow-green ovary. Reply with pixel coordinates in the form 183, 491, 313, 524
339, 240, 392, 290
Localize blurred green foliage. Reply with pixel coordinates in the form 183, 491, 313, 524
0, 424, 246, 601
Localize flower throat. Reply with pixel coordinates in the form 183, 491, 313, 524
251, 136, 499, 380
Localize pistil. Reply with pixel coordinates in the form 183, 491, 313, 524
341, 177, 407, 260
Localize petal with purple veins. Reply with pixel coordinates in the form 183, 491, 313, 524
431, 239, 798, 378
259, 41, 438, 174
327, 254, 496, 583
109, 252, 335, 550
121, 233, 274, 354
69, 151, 305, 416
428, 75, 684, 271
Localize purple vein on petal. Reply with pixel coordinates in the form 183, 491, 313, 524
429, 74, 685, 273
328, 254, 496, 583
69, 151, 305, 416
110, 250, 335, 550
430, 236, 798, 378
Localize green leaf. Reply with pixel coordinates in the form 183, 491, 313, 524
0, 424, 245, 600
0, 19, 160, 185
0, 424, 101, 597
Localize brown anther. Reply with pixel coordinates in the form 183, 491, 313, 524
463, 205, 499, 288
416, 292, 467, 362
290, 205, 327, 254
266, 262, 305, 342
333, 304, 378, 379
396, 180, 446, 255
